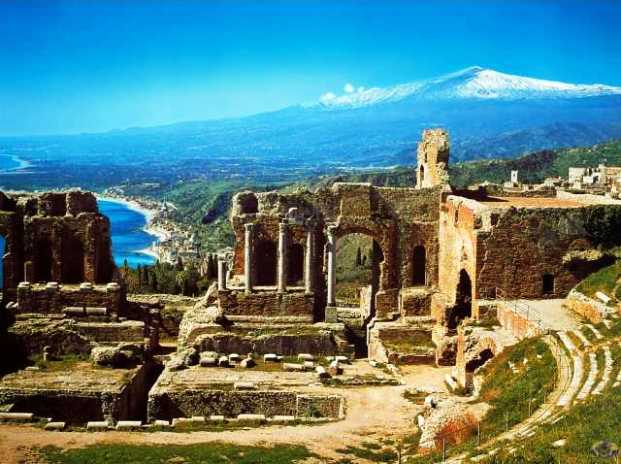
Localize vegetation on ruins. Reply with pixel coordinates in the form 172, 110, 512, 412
575, 259, 621, 301
483, 319, 621, 463
119, 260, 213, 296
407, 337, 556, 463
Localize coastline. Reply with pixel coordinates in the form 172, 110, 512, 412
97, 194, 169, 262
0, 154, 31, 173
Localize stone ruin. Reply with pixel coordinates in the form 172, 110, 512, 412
3, 129, 621, 432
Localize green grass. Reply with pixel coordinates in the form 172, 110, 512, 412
336, 442, 398, 463
484, 384, 621, 463
575, 260, 621, 301
406, 337, 556, 463
38, 443, 316, 464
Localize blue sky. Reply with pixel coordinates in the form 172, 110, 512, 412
1, 0, 620, 136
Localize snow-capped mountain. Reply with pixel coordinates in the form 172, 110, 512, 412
8, 66, 621, 178
314, 66, 621, 109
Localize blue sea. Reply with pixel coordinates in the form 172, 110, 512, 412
97, 199, 158, 268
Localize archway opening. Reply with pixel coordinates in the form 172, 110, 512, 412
287, 242, 304, 285
419, 165, 425, 184
448, 269, 472, 329
63, 233, 84, 283
35, 238, 53, 282
465, 348, 494, 373
335, 233, 383, 311
542, 273, 555, 295
412, 245, 426, 286
255, 240, 277, 286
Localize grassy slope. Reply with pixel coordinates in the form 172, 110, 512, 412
575, 260, 621, 300
407, 337, 556, 463
39, 443, 315, 464
487, 317, 621, 464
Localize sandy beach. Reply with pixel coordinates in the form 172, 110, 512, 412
96, 195, 171, 262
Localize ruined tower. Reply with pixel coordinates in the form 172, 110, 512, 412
416, 128, 450, 189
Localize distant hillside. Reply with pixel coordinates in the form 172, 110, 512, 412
310, 139, 621, 190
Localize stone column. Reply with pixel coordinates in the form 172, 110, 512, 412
244, 223, 254, 293
217, 256, 227, 291
277, 222, 288, 293
304, 228, 314, 294
326, 227, 337, 306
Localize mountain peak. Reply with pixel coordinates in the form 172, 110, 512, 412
313, 67, 621, 109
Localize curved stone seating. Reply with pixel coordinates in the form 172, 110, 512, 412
592, 345, 613, 395
576, 351, 598, 401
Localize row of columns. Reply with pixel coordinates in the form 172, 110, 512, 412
237, 221, 317, 295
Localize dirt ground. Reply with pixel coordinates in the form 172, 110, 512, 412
0, 364, 451, 464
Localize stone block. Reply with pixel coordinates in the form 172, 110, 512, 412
328, 360, 343, 376
283, 362, 304, 372
228, 353, 241, 363
234, 382, 257, 391
63, 306, 85, 317
0, 412, 34, 423
325, 306, 338, 323
191, 416, 206, 423
237, 414, 266, 424
240, 357, 256, 368
209, 415, 226, 423
106, 282, 121, 292
297, 353, 314, 361
80, 282, 93, 291
44, 421, 66, 431
85, 307, 107, 316
199, 353, 217, 367
271, 415, 296, 423
86, 421, 110, 431
218, 356, 230, 367
172, 417, 192, 427
315, 366, 330, 379
303, 361, 315, 370
115, 420, 142, 430
153, 419, 171, 427
263, 353, 279, 362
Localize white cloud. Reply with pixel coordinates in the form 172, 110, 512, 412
319, 92, 336, 104
344, 83, 355, 94
357, 86, 365, 93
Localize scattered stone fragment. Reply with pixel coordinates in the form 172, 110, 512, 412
303, 361, 315, 370
153, 420, 171, 427
237, 414, 266, 424
44, 421, 66, 431
328, 360, 343, 376
272, 415, 296, 423
199, 352, 217, 367
228, 353, 241, 363
240, 356, 256, 368
191, 416, 206, 423
115, 420, 142, 430
0, 412, 34, 423
297, 353, 314, 361
86, 421, 109, 431
283, 362, 305, 372
218, 355, 230, 367
263, 353, 279, 362
209, 415, 225, 423
315, 366, 330, 379
172, 417, 192, 426
234, 382, 257, 390
552, 439, 567, 448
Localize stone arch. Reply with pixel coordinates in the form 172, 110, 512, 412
412, 245, 426, 286
255, 240, 277, 286
419, 165, 425, 184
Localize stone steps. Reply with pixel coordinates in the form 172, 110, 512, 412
576, 351, 598, 401
557, 331, 583, 407
584, 324, 604, 341
570, 329, 591, 348
592, 345, 613, 395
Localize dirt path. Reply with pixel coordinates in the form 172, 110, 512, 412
0, 365, 451, 463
